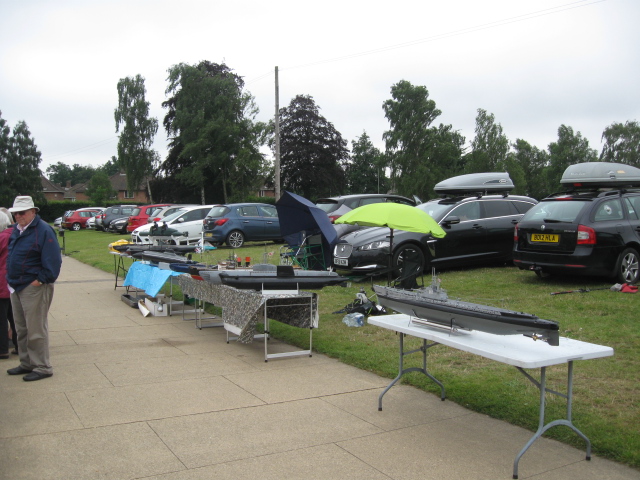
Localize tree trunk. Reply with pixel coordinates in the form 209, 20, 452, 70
147, 178, 153, 203
200, 185, 205, 205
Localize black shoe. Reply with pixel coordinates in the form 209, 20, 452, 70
23, 371, 53, 382
7, 366, 32, 375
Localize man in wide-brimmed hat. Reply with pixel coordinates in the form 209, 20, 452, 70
5, 196, 61, 381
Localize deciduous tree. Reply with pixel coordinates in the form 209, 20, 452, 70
383, 80, 464, 198
509, 139, 549, 199
85, 171, 116, 205
3, 120, 44, 206
276, 94, 348, 199
546, 125, 597, 191
466, 109, 510, 173
346, 132, 387, 194
114, 74, 158, 201
600, 120, 640, 167
162, 61, 266, 204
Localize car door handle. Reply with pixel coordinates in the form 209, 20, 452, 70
242, 220, 250, 223
511, 219, 519, 224
472, 224, 482, 229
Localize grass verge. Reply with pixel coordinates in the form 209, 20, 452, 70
60, 228, 640, 469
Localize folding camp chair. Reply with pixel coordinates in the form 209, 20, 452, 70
279, 232, 326, 271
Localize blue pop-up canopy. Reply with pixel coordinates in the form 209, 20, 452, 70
275, 191, 338, 270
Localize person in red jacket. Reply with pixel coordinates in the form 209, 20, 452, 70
6, 196, 62, 381
0, 209, 16, 359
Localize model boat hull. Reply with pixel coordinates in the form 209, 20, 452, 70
373, 285, 559, 346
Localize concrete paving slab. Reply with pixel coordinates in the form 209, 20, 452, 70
67, 324, 197, 344
51, 339, 185, 367
48, 329, 77, 347
224, 361, 389, 403
0, 389, 84, 437
96, 352, 258, 386
336, 413, 604, 480
50, 313, 140, 331
0, 363, 113, 394
140, 443, 391, 480
147, 398, 383, 469
322, 384, 472, 431
66, 376, 265, 427
0, 422, 185, 480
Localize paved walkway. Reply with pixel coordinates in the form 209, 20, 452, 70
1, 257, 638, 480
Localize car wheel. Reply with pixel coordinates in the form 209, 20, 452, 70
226, 230, 245, 248
392, 244, 425, 278
72, 223, 81, 231
615, 248, 640, 284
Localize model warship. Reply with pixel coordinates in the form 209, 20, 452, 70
373, 272, 560, 346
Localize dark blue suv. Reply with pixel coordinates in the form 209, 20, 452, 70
202, 203, 282, 248
513, 162, 640, 283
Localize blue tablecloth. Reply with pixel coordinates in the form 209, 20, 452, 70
123, 262, 182, 297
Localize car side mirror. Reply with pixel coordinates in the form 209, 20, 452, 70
443, 216, 461, 226
177, 218, 184, 223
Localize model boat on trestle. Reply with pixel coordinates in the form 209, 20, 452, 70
373, 272, 560, 346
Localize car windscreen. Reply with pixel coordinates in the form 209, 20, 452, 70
206, 206, 230, 217
521, 200, 588, 223
160, 209, 189, 223
315, 201, 339, 214
417, 201, 458, 222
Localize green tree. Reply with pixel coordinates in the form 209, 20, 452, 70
114, 74, 158, 201
85, 171, 116, 205
546, 125, 598, 191
46, 162, 97, 186
509, 139, 549, 199
466, 109, 510, 173
346, 132, 387, 194
0, 111, 12, 206
600, 120, 640, 167
162, 61, 266, 203
98, 156, 121, 177
2, 120, 44, 206
383, 80, 465, 198
276, 94, 348, 199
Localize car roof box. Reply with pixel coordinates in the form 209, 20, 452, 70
434, 172, 514, 195
560, 162, 640, 188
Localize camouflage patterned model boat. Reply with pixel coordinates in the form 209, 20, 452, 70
373, 274, 560, 346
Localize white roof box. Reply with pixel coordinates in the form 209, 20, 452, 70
560, 162, 640, 188
434, 172, 514, 195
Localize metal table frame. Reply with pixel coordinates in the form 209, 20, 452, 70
368, 314, 614, 479
225, 288, 315, 362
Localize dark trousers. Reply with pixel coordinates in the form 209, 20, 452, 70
0, 297, 18, 355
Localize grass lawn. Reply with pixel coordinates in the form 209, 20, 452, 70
60, 228, 639, 469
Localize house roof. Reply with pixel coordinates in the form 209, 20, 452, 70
40, 175, 64, 194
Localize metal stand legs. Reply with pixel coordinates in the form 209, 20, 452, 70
512, 361, 591, 479
378, 334, 445, 411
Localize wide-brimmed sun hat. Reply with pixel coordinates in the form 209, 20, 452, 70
8, 195, 39, 213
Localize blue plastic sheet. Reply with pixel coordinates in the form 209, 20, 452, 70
123, 262, 182, 297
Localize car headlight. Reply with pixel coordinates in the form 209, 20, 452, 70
358, 240, 390, 251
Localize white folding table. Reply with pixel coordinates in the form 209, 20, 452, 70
367, 314, 614, 479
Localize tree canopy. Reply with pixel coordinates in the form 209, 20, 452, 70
600, 120, 640, 167
0, 113, 43, 207
160, 61, 267, 204
383, 80, 465, 198
276, 94, 348, 199
546, 125, 598, 190
346, 132, 388, 194
115, 74, 158, 200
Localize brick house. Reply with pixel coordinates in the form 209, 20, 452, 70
41, 172, 150, 203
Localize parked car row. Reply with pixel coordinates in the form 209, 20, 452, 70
55, 163, 640, 285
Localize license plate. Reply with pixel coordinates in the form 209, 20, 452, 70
531, 233, 559, 243
204, 232, 213, 237
334, 258, 348, 266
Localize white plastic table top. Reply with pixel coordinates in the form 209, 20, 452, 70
368, 314, 613, 369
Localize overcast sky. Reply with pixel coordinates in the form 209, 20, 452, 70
1, 0, 638, 175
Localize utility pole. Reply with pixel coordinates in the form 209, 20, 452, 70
274, 66, 281, 201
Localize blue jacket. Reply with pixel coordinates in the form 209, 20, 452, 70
7, 215, 62, 292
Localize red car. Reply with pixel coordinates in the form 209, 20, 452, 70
61, 208, 104, 231
126, 204, 173, 232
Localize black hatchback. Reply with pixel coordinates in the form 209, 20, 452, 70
513, 162, 640, 283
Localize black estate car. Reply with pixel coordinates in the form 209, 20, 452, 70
513, 162, 640, 283
334, 173, 537, 276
